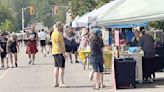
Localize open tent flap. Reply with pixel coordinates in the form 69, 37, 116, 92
97, 0, 164, 26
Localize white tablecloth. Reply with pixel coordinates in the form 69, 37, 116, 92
129, 52, 144, 82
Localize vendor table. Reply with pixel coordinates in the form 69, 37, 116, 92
128, 52, 144, 82
79, 48, 112, 70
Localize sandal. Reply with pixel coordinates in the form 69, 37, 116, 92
52, 83, 59, 87
59, 84, 69, 88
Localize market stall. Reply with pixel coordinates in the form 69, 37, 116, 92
79, 47, 112, 70
94, 0, 164, 88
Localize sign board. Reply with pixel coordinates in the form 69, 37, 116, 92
114, 30, 120, 46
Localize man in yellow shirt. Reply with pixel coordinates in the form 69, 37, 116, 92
51, 21, 67, 88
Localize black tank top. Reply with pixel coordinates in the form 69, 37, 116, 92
0, 38, 7, 52
8, 40, 17, 49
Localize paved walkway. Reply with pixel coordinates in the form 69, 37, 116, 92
0, 47, 164, 92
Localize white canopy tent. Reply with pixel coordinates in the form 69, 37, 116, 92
74, 9, 97, 28
71, 15, 80, 28
97, 0, 164, 26
72, 0, 121, 28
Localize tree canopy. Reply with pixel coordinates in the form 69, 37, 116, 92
0, 5, 16, 32
70, 0, 110, 18
0, 0, 69, 31
1, 0, 164, 32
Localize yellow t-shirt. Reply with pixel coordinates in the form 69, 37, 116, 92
51, 30, 65, 55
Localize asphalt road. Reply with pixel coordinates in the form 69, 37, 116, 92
0, 47, 164, 92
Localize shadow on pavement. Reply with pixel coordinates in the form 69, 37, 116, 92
36, 63, 53, 66
69, 85, 94, 88
136, 78, 164, 89
68, 85, 112, 89
154, 78, 164, 85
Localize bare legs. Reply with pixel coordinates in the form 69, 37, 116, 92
10, 53, 13, 67
54, 67, 59, 85
100, 73, 103, 87
28, 53, 35, 65
66, 52, 72, 63
54, 67, 65, 86
1, 58, 4, 69
48, 45, 52, 53
95, 72, 100, 88
41, 46, 47, 56
59, 68, 65, 85
28, 54, 31, 61
66, 52, 79, 63
0, 58, 9, 68
10, 53, 18, 67
14, 53, 18, 64
32, 54, 35, 64
95, 72, 104, 89
74, 52, 79, 63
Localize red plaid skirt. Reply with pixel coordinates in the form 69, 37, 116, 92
26, 41, 38, 54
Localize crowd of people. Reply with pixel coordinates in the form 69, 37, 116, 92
0, 20, 160, 90
0, 32, 19, 69
0, 21, 106, 90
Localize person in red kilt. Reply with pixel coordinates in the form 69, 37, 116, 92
26, 26, 38, 65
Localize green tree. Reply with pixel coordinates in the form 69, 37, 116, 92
95, 0, 110, 8
0, 19, 14, 32
0, 5, 16, 31
149, 21, 164, 30
1, 0, 69, 30
42, 13, 56, 28
70, 0, 96, 18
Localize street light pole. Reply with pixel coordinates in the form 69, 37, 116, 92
21, 8, 24, 31
21, 6, 29, 31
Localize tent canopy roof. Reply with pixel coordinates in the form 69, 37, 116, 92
72, 0, 121, 28
97, 0, 164, 26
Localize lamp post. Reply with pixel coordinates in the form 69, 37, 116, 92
21, 6, 29, 31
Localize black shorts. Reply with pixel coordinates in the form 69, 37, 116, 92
65, 45, 72, 52
65, 45, 78, 53
1, 52, 7, 59
72, 46, 78, 53
40, 40, 46, 46
53, 54, 65, 68
8, 47, 17, 53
